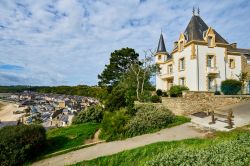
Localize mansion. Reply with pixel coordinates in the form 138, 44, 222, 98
155, 12, 250, 93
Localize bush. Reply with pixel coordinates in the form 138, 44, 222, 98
221, 79, 242, 95
156, 89, 163, 96
72, 106, 103, 124
151, 95, 162, 103
146, 133, 250, 166
100, 108, 130, 141
169, 85, 189, 97
0, 125, 46, 166
125, 105, 174, 137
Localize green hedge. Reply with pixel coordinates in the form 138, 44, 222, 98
146, 133, 250, 166
221, 79, 242, 95
0, 125, 46, 166
125, 105, 174, 137
72, 106, 103, 124
169, 85, 189, 97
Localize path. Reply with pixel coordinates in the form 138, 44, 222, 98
32, 123, 205, 166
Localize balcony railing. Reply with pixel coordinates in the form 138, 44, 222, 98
160, 72, 173, 79
207, 67, 219, 75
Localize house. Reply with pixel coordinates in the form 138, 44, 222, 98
156, 10, 250, 92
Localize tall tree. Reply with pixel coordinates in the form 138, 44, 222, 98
98, 48, 140, 88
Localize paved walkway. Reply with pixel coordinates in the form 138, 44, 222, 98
32, 123, 205, 166
191, 100, 250, 131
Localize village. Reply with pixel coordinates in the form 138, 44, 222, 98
0, 92, 99, 128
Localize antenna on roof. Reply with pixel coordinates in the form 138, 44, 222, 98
192, 6, 195, 15
198, 7, 200, 15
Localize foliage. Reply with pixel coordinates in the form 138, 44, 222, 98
44, 123, 99, 155
104, 85, 127, 112
169, 85, 189, 97
147, 133, 250, 166
0, 85, 108, 100
221, 79, 242, 95
0, 125, 46, 166
72, 106, 103, 124
150, 95, 161, 103
156, 89, 163, 96
100, 108, 130, 141
125, 105, 174, 137
73, 130, 250, 166
98, 48, 140, 88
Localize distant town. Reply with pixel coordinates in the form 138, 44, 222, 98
0, 91, 99, 128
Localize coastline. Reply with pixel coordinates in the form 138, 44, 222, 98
0, 100, 21, 128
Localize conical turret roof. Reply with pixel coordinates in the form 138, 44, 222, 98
157, 33, 167, 53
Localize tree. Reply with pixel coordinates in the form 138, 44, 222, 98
98, 48, 140, 88
237, 71, 248, 94
129, 49, 159, 101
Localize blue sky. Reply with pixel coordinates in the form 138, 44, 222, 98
0, 0, 250, 86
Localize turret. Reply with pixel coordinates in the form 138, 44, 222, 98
156, 33, 169, 63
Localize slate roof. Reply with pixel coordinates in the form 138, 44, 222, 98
157, 33, 167, 53
184, 15, 228, 44
228, 47, 250, 59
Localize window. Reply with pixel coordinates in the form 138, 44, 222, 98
158, 55, 161, 60
179, 58, 185, 71
208, 36, 212, 47
229, 59, 235, 69
179, 77, 185, 86
179, 41, 184, 51
208, 77, 214, 90
167, 64, 173, 74
207, 55, 214, 67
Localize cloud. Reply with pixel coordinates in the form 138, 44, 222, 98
0, 0, 249, 86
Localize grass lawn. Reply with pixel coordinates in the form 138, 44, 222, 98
73, 128, 250, 166
42, 123, 99, 156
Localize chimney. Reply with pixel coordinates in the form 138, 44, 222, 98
230, 43, 237, 48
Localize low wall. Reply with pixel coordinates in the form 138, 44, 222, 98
162, 91, 250, 115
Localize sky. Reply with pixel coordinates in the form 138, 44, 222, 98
0, 0, 250, 86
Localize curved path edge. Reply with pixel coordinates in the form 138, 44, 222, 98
32, 123, 206, 166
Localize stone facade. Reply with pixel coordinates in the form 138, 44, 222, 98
242, 55, 250, 80
162, 91, 250, 115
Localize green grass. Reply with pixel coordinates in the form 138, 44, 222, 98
42, 123, 99, 155
72, 129, 249, 166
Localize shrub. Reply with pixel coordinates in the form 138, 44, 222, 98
125, 105, 175, 137
100, 108, 130, 141
156, 89, 163, 96
151, 95, 162, 103
72, 105, 103, 124
146, 133, 250, 166
221, 79, 242, 95
169, 85, 189, 97
0, 125, 46, 166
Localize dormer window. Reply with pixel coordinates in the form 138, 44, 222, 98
208, 36, 212, 47
180, 41, 184, 51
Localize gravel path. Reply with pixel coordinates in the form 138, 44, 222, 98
32, 123, 205, 166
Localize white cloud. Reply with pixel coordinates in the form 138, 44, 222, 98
0, 0, 249, 85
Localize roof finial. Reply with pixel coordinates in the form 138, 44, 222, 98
192, 6, 195, 15
161, 28, 162, 34
198, 7, 200, 15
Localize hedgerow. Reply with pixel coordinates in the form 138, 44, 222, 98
146, 133, 250, 166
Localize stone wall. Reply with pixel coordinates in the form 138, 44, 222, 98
162, 91, 250, 115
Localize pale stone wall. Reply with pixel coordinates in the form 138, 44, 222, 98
162, 91, 250, 115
